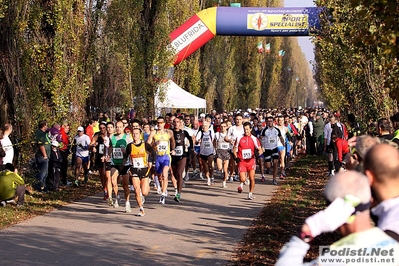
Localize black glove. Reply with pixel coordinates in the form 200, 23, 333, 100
235, 157, 241, 164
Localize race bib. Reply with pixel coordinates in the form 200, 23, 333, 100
220, 143, 229, 150
98, 144, 104, 155
157, 141, 168, 152
268, 138, 275, 144
204, 142, 211, 149
113, 148, 123, 159
242, 149, 252, 159
175, 146, 183, 156
132, 157, 145, 168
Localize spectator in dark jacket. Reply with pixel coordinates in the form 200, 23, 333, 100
49, 141, 63, 191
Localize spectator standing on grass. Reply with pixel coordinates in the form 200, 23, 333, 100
35, 121, 51, 192
1, 124, 14, 165
276, 170, 399, 265
313, 112, 325, 156
0, 129, 7, 171
59, 123, 70, 186
49, 141, 62, 191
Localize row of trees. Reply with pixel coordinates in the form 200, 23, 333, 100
314, 0, 399, 124
0, 0, 313, 156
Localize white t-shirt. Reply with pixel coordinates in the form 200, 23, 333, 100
260, 127, 281, 150
1, 135, 14, 164
215, 132, 230, 150
198, 131, 214, 156
74, 134, 91, 157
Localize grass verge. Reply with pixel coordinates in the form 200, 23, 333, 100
230, 155, 340, 265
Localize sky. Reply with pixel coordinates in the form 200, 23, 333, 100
283, 0, 316, 69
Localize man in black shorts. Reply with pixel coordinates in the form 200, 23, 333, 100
260, 117, 284, 185
123, 128, 155, 216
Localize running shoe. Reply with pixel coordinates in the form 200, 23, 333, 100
233, 175, 239, 182
261, 176, 265, 182
279, 174, 285, 180
159, 195, 166, 204
281, 171, 287, 177
237, 186, 243, 193
130, 185, 135, 192
192, 170, 198, 179
184, 171, 190, 182
229, 176, 234, 183
125, 201, 131, 213
211, 177, 215, 185
113, 196, 120, 208
199, 172, 204, 179
137, 208, 145, 217
73, 180, 79, 187
273, 179, 278, 186
0, 201, 6, 207
247, 193, 253, 200
244, 179, 250, 186
174, 193, 181, 202
156, 187, 162, 194
222, 181, 227, 188
107, 197, 113, 206
207, 178, 211, 186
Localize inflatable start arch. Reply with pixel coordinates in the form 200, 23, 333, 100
170, 7, 321, 65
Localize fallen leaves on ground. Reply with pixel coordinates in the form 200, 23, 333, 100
229, 155, 340, 265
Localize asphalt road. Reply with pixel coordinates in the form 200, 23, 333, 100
0, 171, 277, 266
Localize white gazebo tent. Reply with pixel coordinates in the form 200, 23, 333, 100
154, 80, 206, 116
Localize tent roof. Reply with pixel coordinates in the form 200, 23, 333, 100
155, 80, 206, 109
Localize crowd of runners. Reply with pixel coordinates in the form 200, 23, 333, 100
25, 107, 343, 215
3, 106, 399, 219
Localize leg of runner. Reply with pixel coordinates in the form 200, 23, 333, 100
248, 169, 255, 199
258, 155, 265, 182
201, 156, 210, 185
122, 174, 131, 213
74, 157, 82, 187
105, 165, 113, 206
278, 147, 286, 179
173, 157, 186, 202
110, 168, 120, 208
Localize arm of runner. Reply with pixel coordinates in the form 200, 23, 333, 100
224, 127, 233, 142
184, 130, 194, 149
89, 134, 98, 153
146, 143, 156, 167
121, 143, 131, 167
168, 130, 176, 156
146, 130, 155, 145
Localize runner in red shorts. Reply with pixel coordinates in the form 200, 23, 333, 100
233, 122, 263, 200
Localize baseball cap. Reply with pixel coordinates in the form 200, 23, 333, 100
334, 111, 341, 117
200, 113, 206, 118
77, 126, 84, 132
51, 141, 59, 147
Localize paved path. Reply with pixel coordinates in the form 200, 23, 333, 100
0, 172, 277, 266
